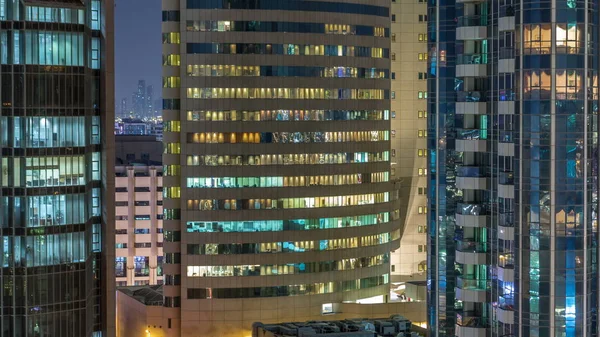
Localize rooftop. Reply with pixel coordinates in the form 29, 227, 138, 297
22, 0, 85, 8
117, 285, 163, 306
253, 316, 421, 337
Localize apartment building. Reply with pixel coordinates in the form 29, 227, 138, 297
115, 136, 163, 287
427, 0, 599, 336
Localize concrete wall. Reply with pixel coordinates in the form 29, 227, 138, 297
117, 297, 426, 337
116, 291, 167, 337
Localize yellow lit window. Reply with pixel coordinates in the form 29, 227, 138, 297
164, 143, 180, 154
164, 54, 180, 66
164, 120, 181, 132
162, 32, 180, 44
163, 77, 181, 88
164, 165, 181, 176
164, 187, 181, 199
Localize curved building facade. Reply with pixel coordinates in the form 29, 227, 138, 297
161, 0, 398, 335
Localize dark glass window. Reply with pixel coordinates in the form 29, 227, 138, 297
185, 0, 389, 17
162, 10, 180, 22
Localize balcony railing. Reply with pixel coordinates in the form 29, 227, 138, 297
499, 172, 514, 185
457, 128, 488, 140
499, 48, 515, 59
457, 53, 487, 65
498, 254, 514, 268
457, 91, 486, 102
457, 166, 486, 178
457, 15, 488, 27
457, 203, 489, 216
456, 239, 488, 253
498, 296, 516, 310
499, 213, 514, 227
457, 275, 491, 290
456, 311, 490, 327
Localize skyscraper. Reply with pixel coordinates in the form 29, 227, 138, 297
390, 0, 429, 280
161, 0, 399, 335
121, 97, 128, 117
146, 85, 154, 118
0, 0, 114, 336
138, 80, 146, 118
427, 0, 599, 336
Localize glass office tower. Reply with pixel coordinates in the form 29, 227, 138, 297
0, 0, 115, 336
427, 0, 599, 335
161, 0, 399, 335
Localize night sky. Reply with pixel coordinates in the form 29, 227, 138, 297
115, 0, 162, 112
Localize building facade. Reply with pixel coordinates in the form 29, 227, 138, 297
115, 165, 164, 287
390, 0, 430, 280
161, 0, 399, 335
427, 0, 599, 336
115, 135, 164, 287
0, 0, 115, 336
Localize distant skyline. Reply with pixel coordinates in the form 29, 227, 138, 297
115, 0, 161, 115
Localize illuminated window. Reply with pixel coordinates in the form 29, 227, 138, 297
163, 54, 180, 66
164, 143, 180, 154
164, 187, 181, 199
163, 77, 181, 88
186, 87, 386, 100
164, 121, 181, 132
186, 109, 387, 122
162, 32, 180, 44
164, 165, 181, 176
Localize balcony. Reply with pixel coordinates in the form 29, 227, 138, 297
498, 254, 515, 281
456, 139, 487, 153
496, 298, 515, 324
457, 203, 489, 216
455, 324, 488, 337
498, 213, 514, 240
456, 203, 489, 228
456, 16, 488, 40
457, 166, 485, 178
498, 224, 514, 241
498, 183, 514, 198
497, 264, 515, 282
456, 312, 489, 337
457, 177, 488, 190
498, 16, 515, 32
455, 240, 488, 265
456, 54, 487, 77
457, 275, 490, 291
456, 101, 487, 115
456, 128, 487, 141
456, 213, 488, 228
455, 276, 489, 302
456, 166, 488, 190
457, 91, 486, 103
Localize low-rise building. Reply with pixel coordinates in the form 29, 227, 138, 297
115, 136, 163, 286
253, 317, 423, 337
116, 284, 427, 337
